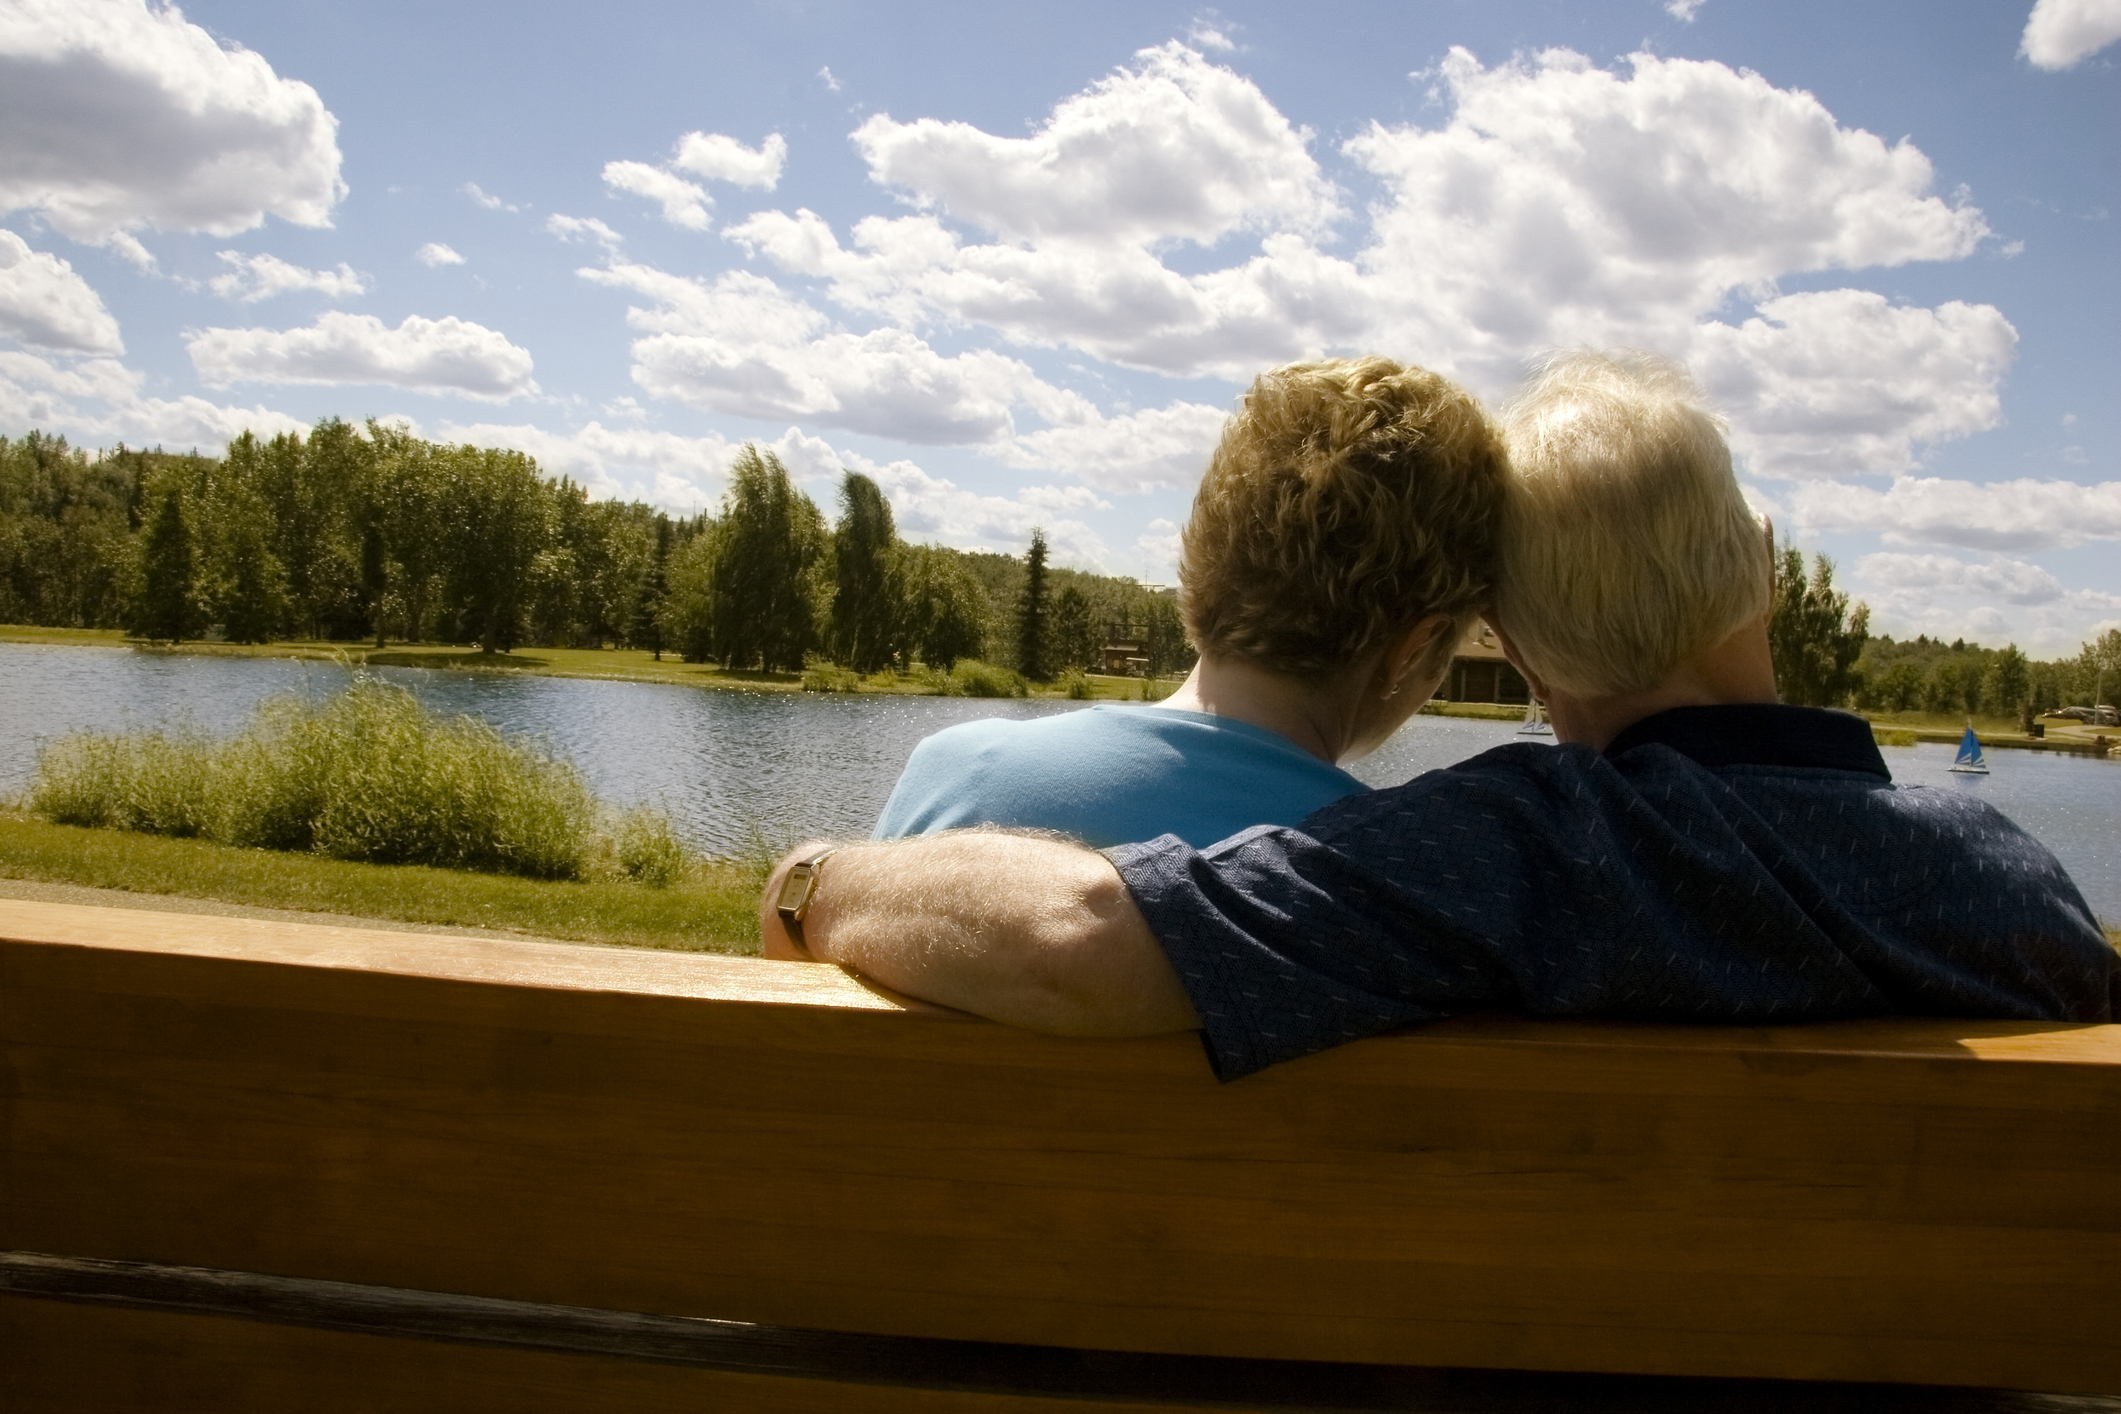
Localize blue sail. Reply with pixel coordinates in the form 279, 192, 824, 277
1950, 725, 1989, 774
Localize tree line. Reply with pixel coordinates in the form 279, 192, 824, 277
1767, 541, 2119, 719
0, 426, 1196, 680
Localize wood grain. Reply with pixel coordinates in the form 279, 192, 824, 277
4, 899, 2119, 1397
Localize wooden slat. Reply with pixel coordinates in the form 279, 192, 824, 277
3, 899, 2118, 1395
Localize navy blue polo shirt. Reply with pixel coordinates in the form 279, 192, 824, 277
1109, 704, 2118, 1080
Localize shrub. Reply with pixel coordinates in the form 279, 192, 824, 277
27, 675, 680, 884
1059, 669, 1092, 700
949, 659, 1027, 698
608, 804, 686, 888
801, 657, 862, 693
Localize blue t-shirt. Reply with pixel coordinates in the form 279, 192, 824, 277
1111, 704, 2118, 1080
873, 704, 1366, 849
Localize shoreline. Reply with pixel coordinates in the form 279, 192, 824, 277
4, 628, 2114, 754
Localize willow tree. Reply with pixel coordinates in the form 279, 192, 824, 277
700, 445, 825, 672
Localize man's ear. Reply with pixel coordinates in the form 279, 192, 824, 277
1485, 615, 1553, 704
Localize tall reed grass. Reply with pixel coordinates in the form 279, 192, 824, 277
30, 676, 687, 885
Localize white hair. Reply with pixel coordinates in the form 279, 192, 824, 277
1494, 349, 1768, 698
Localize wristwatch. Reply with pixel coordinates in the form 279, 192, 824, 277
774, 846, 840, 958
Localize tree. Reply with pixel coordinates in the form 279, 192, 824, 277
831, 472, 899, 673
894, 543, 987, 669
441, 445, 553, 653
134, 485, 202, 643
1015, 527, 1051, 681
1768, 543, 1869, 708
2085, 628, 2121, 712
636, 515, 674, 660
1049, 585, 1098, 673
1982, 644, 2030, 718
1869, 660, 1925, 713
699, 445, 826, 671
1142, 593, 1197, 677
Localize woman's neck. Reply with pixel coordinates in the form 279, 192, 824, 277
1155, 654, 1367, 765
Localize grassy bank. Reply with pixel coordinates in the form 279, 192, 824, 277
0, 808, 763, 952
0, 626, 1184, 700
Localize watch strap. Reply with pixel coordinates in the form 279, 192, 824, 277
776, 846, 840, 957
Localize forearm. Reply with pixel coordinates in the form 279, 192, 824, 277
760, 832, 1200, 1036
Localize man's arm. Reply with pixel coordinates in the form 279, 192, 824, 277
757, 832, 1201, 1036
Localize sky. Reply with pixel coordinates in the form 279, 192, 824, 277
1, 0, 2117, 656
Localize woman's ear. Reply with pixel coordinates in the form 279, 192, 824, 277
1382, 613, 1452, 696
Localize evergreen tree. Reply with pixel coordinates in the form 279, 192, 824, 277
1015, 527, 1051, 681
636, 515, 673, 660
1768, 543, 1869, 707
1142, 593, 1196, 677
135, 485, 201, 643
830, 472, 899, 673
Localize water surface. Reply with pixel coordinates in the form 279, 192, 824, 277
2, 642, 2113, 921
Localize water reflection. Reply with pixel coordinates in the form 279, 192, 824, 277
1, 642, 2113, 920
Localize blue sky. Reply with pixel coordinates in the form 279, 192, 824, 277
2, 0, 2117, 654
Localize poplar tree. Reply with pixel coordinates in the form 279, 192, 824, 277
1015, 527, 1051, 681
830, 471, 898, 673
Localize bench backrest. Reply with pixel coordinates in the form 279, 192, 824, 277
4, 899, 2119, 1404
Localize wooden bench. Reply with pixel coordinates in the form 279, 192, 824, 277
4, 898, 2118, 1411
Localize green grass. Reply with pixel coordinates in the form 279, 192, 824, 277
31, 676, 691, 884
0, 809, 763, 952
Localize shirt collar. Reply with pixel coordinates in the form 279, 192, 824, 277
1602, 703, 1890, 779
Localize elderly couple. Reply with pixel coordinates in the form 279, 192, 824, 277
761, 351, 2116, 1080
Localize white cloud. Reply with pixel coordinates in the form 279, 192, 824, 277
817, 67, 841, 94
1665, 0, 1706, 20
1347, 49, 1990, 382
0, 347, 304, 447
547, 214, 623, 250
832, 441, 1112, 565
463, 182, 519, 212
1134, 517, 1183, 581
431, 417, 736, 509
186, 311, 538, 400
2021, 0, 2121, 69
854, 42, 1338, 247
1186, 20, 1236, 52
583, 260, 1097, 445
732, 43, 2004, 475
1792, 475, 2121, 552
1692, 291, 2018, 477
1003, 398, 1227, 493
602, 159, 712, 231
1853, 551, 2121, 653
415, 242, 465, 268
0, 0, 344, 246
672, 131, 787, 189
0, 230, 123, 353
209, 250, 366, 303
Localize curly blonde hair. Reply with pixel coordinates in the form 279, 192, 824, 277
1179, 357, 1508, 678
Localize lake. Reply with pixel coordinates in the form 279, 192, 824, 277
1, 641, 2115, 922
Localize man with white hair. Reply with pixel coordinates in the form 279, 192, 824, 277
760, 351, 2116, 1080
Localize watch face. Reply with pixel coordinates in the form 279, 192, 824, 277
776, 868, 814, 914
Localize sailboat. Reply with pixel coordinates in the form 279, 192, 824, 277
1949, 720, 1989, 775
1517, 697, 1553, 737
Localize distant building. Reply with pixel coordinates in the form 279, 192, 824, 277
1440, 624, 1531, 704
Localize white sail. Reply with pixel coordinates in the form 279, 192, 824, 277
1518, 699, 1553, 736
